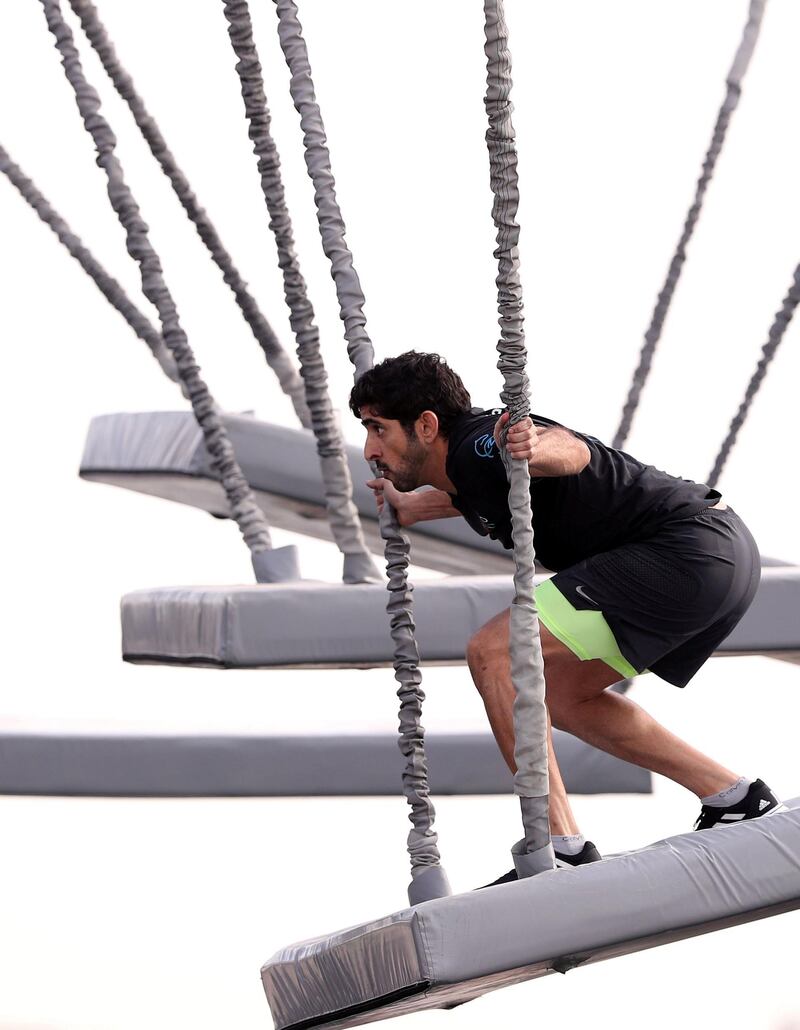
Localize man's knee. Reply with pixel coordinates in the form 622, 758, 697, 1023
465, 615, 508, 683
465, 627, 494, 679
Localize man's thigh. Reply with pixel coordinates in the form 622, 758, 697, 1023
469, 607, 623, 700
538, 622, 623, 705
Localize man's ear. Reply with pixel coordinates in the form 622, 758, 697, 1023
417, 410, 440, 443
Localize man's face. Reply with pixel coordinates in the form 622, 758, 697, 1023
360, 406, 427, 492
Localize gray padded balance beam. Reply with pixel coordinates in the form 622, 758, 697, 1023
261, 799, 800, 1030
79, 411, 516, 575
121, 568, 800, 670
0, 728, 650, 797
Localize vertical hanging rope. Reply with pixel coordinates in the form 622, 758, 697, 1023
0, 143, 178, 385
484, 0, 553, 877
273, 0, 374, 381
220, 0, 379, 585
67, 0, 311, 430
708, 260, 800, 487
39, 0, 299, 584
613, 0, 767, 450
271, 0, 448, 903
380, 504, 449, 901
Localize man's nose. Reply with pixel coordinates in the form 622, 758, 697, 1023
364, 438, 380, 462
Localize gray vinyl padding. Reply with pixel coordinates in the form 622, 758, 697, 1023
262, 799, 800, 1030
0, 729, 649, 797
121, 567, 800, 669
80, 411, 512, 569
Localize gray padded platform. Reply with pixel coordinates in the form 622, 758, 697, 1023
0, 729, 650, 797
122, 568, 800, 669
80, 411, 515, 574
262, 799, 800, 1030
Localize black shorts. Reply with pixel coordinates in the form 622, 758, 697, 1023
542, 506, 761, 687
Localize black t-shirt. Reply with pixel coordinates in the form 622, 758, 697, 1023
445, 409, 719, 572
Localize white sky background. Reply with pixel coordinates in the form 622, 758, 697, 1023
0, 1, 799, 1029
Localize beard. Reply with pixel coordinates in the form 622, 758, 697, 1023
378, 434, 427, 492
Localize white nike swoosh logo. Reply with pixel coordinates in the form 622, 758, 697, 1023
575, 585, 599, 606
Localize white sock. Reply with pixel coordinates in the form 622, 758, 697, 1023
551, 833, 585, 856
701, 776, 751, 807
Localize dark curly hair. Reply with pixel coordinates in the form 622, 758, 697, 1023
349, 351, 472, 438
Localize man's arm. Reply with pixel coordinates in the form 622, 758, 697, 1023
366, 479, 459, 527
494, 412, 590, 476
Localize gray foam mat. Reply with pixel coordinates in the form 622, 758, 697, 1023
121, 568, 800, 670
0, 729, 650, 797
262, 799, 800, 1029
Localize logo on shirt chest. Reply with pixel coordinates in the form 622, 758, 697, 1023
474, 434, 496, 459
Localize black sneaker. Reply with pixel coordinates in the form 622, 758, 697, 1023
694, 778, 786, 831
478, 868, 518, 890
555, 840, 602, 868
478, 840, 602, 889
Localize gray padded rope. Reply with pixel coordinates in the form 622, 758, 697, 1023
0, 143, 178, 385
708, 260, 800, 487
484, 0, 553, 877
40, 0, 298, 584
613, 0, 767, 450
379, 503, 450, 904
273, 0, 374, 382
67, 0, 310, 430
221, 0, 378, 585
269, 0, 447, 901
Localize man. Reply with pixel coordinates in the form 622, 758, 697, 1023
350, 350, 784, 877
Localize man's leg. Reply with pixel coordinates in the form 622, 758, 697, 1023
466, 608, 616, 836
466, 608, 739, 808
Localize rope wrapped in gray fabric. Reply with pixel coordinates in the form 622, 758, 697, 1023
613, 0, 767, 450
221, 0, 379, 585
273, 0, 375, 382
380, 503, 449, 904
39, 0, 299, 584
67, 0, 311, 430
708, 259, 800, 487
0, 143, 178, 385
270, 0, 448, 900
484, 0, 553, 876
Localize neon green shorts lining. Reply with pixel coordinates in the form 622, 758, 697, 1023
534, 578, 639, 680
